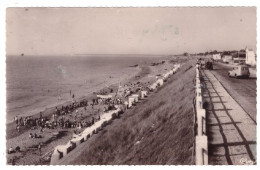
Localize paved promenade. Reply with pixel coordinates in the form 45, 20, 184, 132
201, 70, 256, 165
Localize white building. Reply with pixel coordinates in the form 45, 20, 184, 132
212, 54, 221, 61
222, 55, 232, 63
246, 48, 256, 66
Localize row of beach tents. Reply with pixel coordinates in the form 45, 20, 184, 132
50, 106, 122, 164
49, 63, 181, 165
148, 64, 181, 91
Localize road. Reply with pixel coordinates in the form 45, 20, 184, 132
209, 62, 256, 123
201, 66, 257, 165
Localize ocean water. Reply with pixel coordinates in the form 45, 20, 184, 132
6, 55, 161, 123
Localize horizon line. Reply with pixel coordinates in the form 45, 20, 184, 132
6, 53, 183, 57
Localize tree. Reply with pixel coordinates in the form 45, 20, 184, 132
183, 52, 189, 56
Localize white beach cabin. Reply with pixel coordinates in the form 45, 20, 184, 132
128, 97, 135, 108
132, 94, 139, 102
140, 90, 148, 98
156, 79, 164, 86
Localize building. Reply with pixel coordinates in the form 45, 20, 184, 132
222, 55, 233, 63
246, 48, 256, 66
232, 51, 246, 65
212, 54, 221, 61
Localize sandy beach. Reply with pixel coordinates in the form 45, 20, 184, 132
6, 56, 177, 165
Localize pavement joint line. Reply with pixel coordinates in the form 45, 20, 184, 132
201, 70, 233, 165
209, 141, 256, 147
202, 69, 256, 164
209, 70, 256, 125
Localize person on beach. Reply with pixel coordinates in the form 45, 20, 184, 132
14, 116, 18, 123
15, 146, 20, 152
80, 110, 83, 118
124, 101, 128, 110
8, 147, 15, 154
40, 127, 44, 133
16, 125, 20, 132
38, 143, 42, 156
91, 117, 94, 125
52, 113, 55, 121
11, 158, 15, 165
19, 117, 23, 126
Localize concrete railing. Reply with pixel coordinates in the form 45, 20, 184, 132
195, 66, 208, 165
50, 63, 182, 165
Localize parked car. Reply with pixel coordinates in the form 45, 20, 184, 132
205, 61, 213, 70
228, 65, 250, 78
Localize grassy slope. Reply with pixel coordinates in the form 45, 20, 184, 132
59, 60, 196, 165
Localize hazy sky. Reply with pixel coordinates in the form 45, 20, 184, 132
6, 7, 256, 56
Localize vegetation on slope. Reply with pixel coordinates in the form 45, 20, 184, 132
60, 60, 196, 165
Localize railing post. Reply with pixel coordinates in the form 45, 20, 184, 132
196, 136, 208, 165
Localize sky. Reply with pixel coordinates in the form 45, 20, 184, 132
6, 7, 256, 56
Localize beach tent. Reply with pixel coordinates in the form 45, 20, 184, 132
124, 90, 131, 97
97, 94, 113, 99
153, 82, 158, 88
149, 83, 157, 91
132, 94, 139, 102
162, 73, 169, 80
140, 91, 148, 98
174, 64, 180, 70
71, 132, 85, 146
164, 71, 171, 79
51, 140, 72, 164
50, 106, 123, 165
81, 124, 100, 140
50, 148, 63, 165
156, 79, 164, 86
128, 97, 135, 108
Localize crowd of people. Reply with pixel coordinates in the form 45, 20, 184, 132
12, 93, 128, 135
10, 80, 152, 158
14, 99, 100, 131
12, 75, 155, 138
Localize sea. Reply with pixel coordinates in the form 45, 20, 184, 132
6, 55, 163, 123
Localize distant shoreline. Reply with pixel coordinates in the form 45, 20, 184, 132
6, 55, 163, 123
6, 56, 179, 165
6, 54, 174, 58
7, 72, 137, 122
